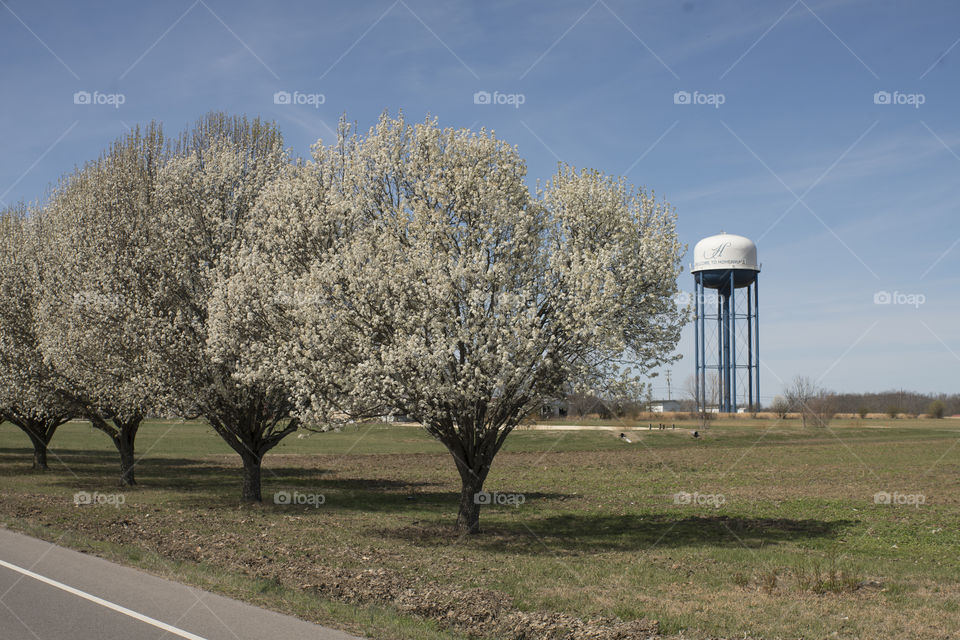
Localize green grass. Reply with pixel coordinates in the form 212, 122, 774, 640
2, 416, 959, 638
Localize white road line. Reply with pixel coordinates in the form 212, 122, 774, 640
0, 558, 208, 640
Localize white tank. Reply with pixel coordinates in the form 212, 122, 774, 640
691, 232, 759, 273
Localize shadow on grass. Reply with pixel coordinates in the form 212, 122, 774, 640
28, 454, 564, 511
0, 450, 457, 504
0, 449, 332, 491
378, 513, 858, 553
0, 449, 200, 480
1, 448, 200, 462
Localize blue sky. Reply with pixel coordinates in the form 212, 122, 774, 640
1, 0, 958, 400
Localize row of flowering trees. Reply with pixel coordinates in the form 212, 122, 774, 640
0, 112, 686, 533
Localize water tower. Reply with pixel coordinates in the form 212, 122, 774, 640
691, 233, 760, 413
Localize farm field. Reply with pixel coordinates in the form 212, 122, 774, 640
1, 417, 959, 639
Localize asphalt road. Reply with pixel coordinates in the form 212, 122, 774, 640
0, 527, 361, 640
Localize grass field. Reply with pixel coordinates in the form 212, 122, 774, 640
1, 417, 959, 638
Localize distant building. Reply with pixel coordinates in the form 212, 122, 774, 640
650, 400, 683, 413
540, 395, 614, 419
540, 400, 568, 418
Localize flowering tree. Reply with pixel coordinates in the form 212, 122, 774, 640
147, 113, 300, 501
36, 125, 169, 485
0, 205, 75, 469
219, 113, 686, 532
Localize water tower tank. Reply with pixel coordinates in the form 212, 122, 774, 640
691, 232, 760, 288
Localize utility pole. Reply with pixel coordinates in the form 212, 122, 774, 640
666, 371, 672, 400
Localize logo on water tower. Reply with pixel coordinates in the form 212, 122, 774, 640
704, 242, 731, 260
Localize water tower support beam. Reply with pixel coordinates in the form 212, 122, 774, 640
721, 285, 730, 413
693, 275, 700, 413
730, 270, 737, 414
747, 277, 753, 411
699, 276, 706, 413
717, 289, 723, 412
754, 276, 760, 412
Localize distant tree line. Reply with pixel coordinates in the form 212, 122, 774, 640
826, 390, 958, 417
666, 377, 956, 420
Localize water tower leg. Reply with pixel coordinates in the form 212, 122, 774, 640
722, 284, 730, 413
694, 276, 699, 412
694, 274, 700, 414
747, 279, 753, 411
717, 289, 723, 412
754, 276, 760, 412
699, 277, 706, 414
730, 270, 737, 414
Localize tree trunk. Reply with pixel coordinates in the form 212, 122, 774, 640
115, 419, 140, 486
88, 414, 141, 486
455, 466, 487, 534
240, 452, 263, 502
118, 436, 136, 486
29, 434, 49, 471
